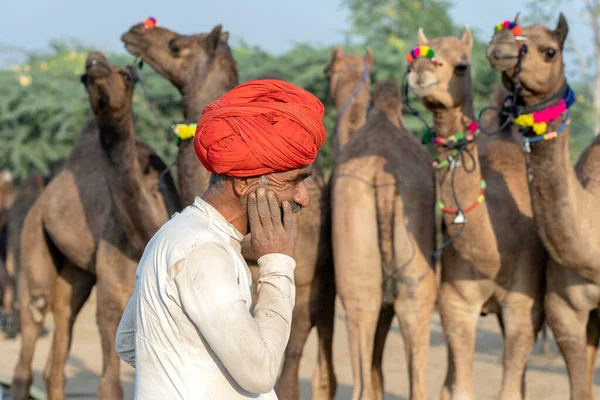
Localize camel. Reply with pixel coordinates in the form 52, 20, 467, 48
0, 170, 52, 339
121, 22, 337, 400
331, 77, 437, 400
487, 13, 600, 399
11, 52, 180, 400
324, 46, 373, 154
407, 28, 547, 399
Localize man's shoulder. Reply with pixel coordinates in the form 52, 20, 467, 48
149, 207, 228, 260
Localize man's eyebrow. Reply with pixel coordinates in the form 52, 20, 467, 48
286, 171, 313, 183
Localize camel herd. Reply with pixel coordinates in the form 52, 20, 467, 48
0, 10, 597, 400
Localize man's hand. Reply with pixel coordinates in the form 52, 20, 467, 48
248, 188, 295, 259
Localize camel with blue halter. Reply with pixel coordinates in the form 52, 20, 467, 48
488, 12, 600, 400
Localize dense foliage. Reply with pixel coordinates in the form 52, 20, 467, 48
0, 0, 595, 181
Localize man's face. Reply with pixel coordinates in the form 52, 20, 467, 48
244, 165, 313, 214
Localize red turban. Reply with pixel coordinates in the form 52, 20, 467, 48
193, 79, 326, 177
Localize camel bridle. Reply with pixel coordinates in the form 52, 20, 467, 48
326, 59, 371, 154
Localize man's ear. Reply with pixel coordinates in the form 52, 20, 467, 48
232, 176, 261, 198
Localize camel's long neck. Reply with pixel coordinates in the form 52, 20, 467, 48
98, 111, 167, 255
332, 78, 370, 155
526, 117, 600, 278
176, 74, 238, 207
433, 96, 498, 265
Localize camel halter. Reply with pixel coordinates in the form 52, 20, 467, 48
478, 21, 576, 153
326, 54, 371, 154
403, 46, 487, 262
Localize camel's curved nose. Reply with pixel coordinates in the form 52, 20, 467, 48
85, 52, 110, 76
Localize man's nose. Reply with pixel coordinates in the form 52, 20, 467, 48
293, 182, 311, 208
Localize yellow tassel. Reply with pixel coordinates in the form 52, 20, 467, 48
514, 114, 534, 127
533, 122, 547, 135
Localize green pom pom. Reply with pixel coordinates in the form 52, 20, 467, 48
421, 129, 434, 144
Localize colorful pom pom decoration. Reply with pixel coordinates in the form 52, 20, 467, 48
494, 20, 522, 37
406, 45, 436, 63
141, 17, 157, 33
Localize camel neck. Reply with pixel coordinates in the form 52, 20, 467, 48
181, 73, 237, 122
432, 99, 497, 265
97, 109, 168, 256
525, 115, 598, 275
177, 75, 238, 207
332, 79, 370, 154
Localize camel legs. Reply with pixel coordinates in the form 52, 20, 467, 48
12, 205, 59, 400
345, 302, 381, 400
275, 283, 315, 400
95, 232, 137, 400
311, 283, 337, 400
394, 270, 436, 400
438, 282, 479, 400
545, 289, 591, 400
43, 263, 95, 400
586, 312, 600, 400
371, 305, 395, 400
498, 299, 543, 400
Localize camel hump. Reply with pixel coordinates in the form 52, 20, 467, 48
372, 79, 402, 114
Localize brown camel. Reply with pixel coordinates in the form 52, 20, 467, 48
487, 13, 600, 399
408, 28, 547, 399
11, 52, 180, 400
331, 78, 436, 400
324, 46, 373, 154
121, 22, 337, 400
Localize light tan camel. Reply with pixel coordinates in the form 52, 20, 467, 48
408, 28, 547, 400
487, 13, 600, 399
121, 22, 337, 400
331, 79, 436, 400
11, 53, 180, 400
324, 46, 373, 154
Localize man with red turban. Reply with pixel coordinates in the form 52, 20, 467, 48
116, 79, 326, 399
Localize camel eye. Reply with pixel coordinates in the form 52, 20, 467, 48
454, 64, 468, 75
544, 48, 557, 61
168, 40, 180, 55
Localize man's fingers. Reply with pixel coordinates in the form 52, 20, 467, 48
256, 188, 273, 229
247, 191, 260, 232
282, 201, 293, 231
267, 191, 283, 228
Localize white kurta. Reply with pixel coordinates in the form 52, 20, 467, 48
115, 197, 296, 399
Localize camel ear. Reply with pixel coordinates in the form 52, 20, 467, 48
417, 27, 429, 46
220, 31, 229, 43
206, 24, 223, 53
365, 46, 373, 70
461, 25, 473, 50
331, 46, 342, 64
513, 12, 521, 25
554, 12, 569, 49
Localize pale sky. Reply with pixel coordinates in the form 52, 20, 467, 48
0, 0, 591, 75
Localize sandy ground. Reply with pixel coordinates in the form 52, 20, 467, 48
0, 288, 598, 399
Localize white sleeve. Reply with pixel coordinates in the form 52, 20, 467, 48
115, 286, 137, 367
174, 241, 296, 394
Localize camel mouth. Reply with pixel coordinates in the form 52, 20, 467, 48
121, 32, 147, 56
486, 44, 520, 72
85, 53, 111, 78
409, 80, 440, 98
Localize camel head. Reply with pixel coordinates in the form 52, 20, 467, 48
80, 52, 136, 122
121, 22, 237, 93
323, 46, 373, 108
407, 26, 473, 112
486, 13, 568, 105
